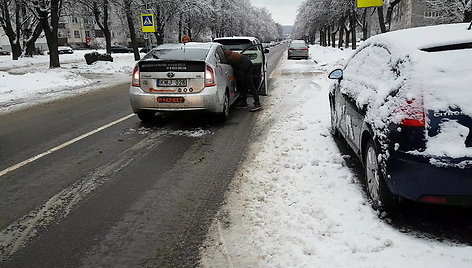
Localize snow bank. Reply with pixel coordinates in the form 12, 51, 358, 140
0, 70, 93, 110
0, 51, 139, 113
199, 46, 472, 267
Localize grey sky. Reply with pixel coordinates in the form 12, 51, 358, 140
251, 0, 304, 26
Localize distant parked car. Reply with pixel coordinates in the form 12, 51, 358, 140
328, 23, 472, 211
129, 42, 238, 122
0, 49, 10, 56
288, 40, 309, 60
47, 46, 74, 55
58, 46, 74, 54
111, 45, 132, 53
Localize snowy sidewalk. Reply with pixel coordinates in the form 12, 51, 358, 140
0, 51, 138, 114
199, 46, 472, 268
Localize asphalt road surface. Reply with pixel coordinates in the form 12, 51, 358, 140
0, 44, 287, 267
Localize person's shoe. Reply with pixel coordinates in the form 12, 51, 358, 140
249, 103, 263, 112
238, 102, 248, 108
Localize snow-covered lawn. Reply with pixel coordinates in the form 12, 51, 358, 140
0, 50, 139, 113
199, 45, 472, 267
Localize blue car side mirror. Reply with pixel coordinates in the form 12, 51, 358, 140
328, 69, 343, 80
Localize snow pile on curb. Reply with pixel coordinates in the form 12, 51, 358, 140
0, 52, 139, 113
199, 46, 472, 267
0, 70, 93, 111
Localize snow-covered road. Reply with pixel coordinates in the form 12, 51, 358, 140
200, 46, 472, 268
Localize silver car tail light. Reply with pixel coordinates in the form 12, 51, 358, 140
132, 65, 140, 87
205, 65, 216, 87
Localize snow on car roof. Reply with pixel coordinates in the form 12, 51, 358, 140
363, 23, 472, 54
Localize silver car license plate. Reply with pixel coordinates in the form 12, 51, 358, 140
157, 79, 187, 87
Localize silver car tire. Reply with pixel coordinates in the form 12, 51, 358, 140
136, 110, 155, 122
217, 91, 230, 122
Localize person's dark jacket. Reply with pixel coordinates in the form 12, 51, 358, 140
223, 48, 252, 71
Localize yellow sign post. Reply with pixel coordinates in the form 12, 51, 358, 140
141, 14, 156, 33
357, 0, 383, 8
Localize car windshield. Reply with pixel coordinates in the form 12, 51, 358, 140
146, 48, 209, 61
214, 39, 256, 51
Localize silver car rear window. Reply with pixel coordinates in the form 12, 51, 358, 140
145, 48, 210, 61
214, 39, 254, 51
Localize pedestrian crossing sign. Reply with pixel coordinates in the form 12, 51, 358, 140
141, 14, 155, 33
357, 0, 383, 8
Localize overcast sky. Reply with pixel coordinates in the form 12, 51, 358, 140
251, 0, 304, 26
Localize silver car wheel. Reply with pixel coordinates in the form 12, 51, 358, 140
223, 92, 229, 117
366, 145, 380, 204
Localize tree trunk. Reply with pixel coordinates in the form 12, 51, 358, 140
350, 12, 357, 50
345, 26, 350, 49
93, 0, 111, 54
327, 26, 331, 46
338, 17, 345, 49
178, 13, 183, 42
362, 9, 368, 41
1, 0, 21, 60
377, 6, 387, 33
385, 0, 401, 31
319, 29, 323, 46
465, 4, 472, 22
124, 1, 139, 61
154, 7, 165, 45
331, 25, 336, 48
37, 0, 60, 68
25, 23, 43, 57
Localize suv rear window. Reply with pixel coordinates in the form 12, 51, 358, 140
145, 48, 209, 61
214, 39, 255, 51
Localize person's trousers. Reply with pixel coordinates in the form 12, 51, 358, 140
236, 65, 260, 105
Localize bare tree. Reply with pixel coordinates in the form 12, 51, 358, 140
31, 0, 63, 68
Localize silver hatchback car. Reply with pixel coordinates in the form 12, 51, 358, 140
129, 42, 238, 122
288, 40, 309, 60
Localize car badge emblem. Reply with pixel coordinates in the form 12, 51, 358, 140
167, 72, 175, 78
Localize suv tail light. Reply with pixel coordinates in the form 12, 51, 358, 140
205, 65, 216, 87
398, 98, 426, 127
132, 65, 140, 87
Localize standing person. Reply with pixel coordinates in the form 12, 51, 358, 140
223, 47, 262, 112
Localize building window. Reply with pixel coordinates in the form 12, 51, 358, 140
85, 31, 90, 38
74, 30, 81, 38
72, 17, 78, 24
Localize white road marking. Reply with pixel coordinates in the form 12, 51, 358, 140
0, 113, 136, 178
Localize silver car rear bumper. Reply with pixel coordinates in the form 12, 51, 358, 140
129, 85, 221, 113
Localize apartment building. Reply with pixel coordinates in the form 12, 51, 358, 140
390, 0, 456, 30
58, 16, 104, 48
